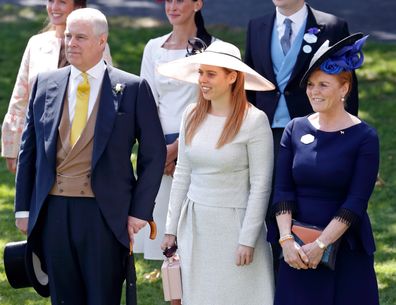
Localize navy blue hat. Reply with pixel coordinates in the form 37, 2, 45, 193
301, 33, 368, 87
3, 240, 50, 297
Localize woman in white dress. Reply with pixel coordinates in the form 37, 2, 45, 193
158, 40, 276, 305
135, 0, 213, 260
1, 0, 112, 173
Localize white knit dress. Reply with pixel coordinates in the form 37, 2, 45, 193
166, 104, 275, 305
134, 33, 199, 259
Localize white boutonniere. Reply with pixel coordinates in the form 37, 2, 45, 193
303, 27, 321, 54
113, 83, 124, 95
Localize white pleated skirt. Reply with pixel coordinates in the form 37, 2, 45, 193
177, 198, 274, 305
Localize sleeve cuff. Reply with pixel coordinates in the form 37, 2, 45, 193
238, 237, 256, 248
273, 201, 296, 217
15, 211, 29, 218
333, 208, 360, 226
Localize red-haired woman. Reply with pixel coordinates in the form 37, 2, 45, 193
158, 40, 275, 305
272, 34, 380, 305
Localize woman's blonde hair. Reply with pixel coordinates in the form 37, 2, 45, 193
185, 68, 249, 148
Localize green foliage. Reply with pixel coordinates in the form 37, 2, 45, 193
355, 42, 396, 304
0, 4, 395, 305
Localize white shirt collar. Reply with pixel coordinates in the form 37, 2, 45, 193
276, 4, 308, 28
70, 60, 107, 81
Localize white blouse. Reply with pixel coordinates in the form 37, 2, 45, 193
140, 33, 200, 135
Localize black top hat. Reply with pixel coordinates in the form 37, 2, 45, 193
3, 240, 50, 297
300, 33, 367, 87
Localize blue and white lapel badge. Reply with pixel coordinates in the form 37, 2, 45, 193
300, 133, 315, 144
303, 27, 321, 54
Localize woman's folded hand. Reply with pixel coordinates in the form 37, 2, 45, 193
281, 239, 309, 270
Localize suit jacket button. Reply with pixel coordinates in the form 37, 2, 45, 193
87, 174, 90, 178
84, 182, 88, 187
80, 190, 85, 195
59, 189, 63, 193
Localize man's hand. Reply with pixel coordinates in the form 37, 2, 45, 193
6, 158, 17, 174
127, 216, 147, 244
16, 217, 29, 235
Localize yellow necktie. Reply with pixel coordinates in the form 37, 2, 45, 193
70, 72, 90, 146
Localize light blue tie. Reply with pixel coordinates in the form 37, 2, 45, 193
280, 18, 292, 55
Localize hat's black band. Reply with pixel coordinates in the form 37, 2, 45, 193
204, 50, 242, 62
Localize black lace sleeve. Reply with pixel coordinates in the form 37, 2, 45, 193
273, 201, 296, 217
333, 208, 360, 226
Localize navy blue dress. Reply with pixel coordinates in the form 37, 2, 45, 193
272, 117, 380, 305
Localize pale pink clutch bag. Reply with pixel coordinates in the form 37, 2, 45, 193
161, 256, 182, 301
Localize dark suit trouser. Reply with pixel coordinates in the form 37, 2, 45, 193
268, 127, 285, 283
41, 196, 127, 305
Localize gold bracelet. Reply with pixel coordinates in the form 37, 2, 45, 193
315, 238, 327, 250
279, 234, 294, 245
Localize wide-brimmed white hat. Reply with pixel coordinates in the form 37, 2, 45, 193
157, 40, 275, 91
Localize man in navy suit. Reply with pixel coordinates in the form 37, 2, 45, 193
14, 8, 165, 305
245, 0, 358, 155
245, 0, 358, 277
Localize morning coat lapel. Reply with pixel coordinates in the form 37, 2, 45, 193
261, 13, 277, 84
44, 67, 70, 168
91, 65, 119, 170
289, 5, 325, 83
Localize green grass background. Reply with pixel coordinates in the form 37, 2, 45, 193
0, 4, 395, 305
